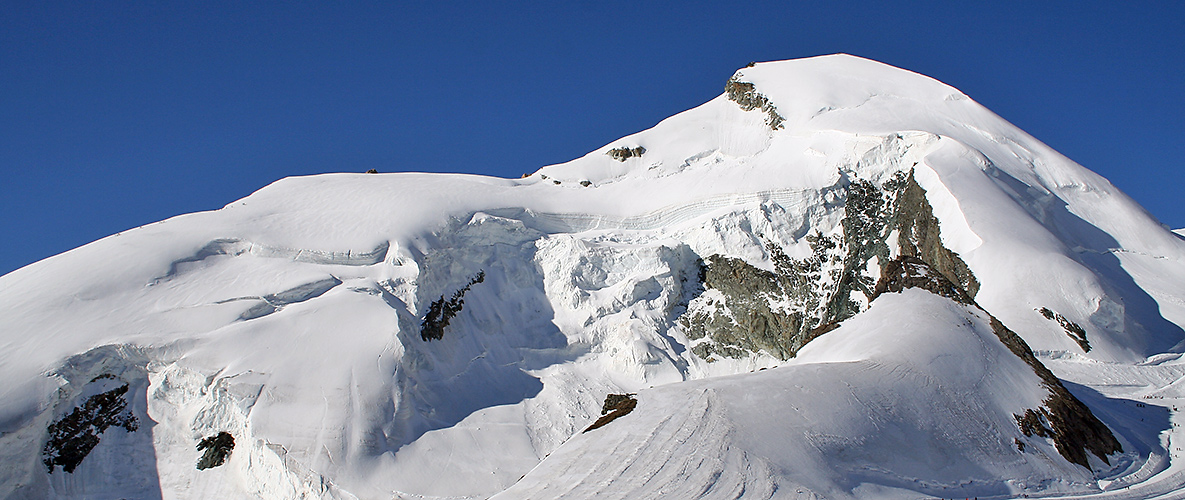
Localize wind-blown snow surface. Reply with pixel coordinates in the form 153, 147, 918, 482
2, 54, 1185, 499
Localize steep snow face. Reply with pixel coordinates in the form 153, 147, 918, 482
493, 291, 1113, 500
538, 54, 1185, 362
0, 54, 1183, 499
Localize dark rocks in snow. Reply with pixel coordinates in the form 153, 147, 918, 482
892, 170, 981, 299
681, 165, 920, 361
876, 172, 1120, 469
874, 255, 1122, 468
1038, 307, 1091, 353
601, 393, 636, 415
671, 153, 1120, 470
420, 271, 485, 341
42, 382, 139, 473
606, 146, 646, 162
993, 314, 1121, 468
1015, 408, 1054, 439
725, 75, 785, 130
833, 168, 980, 322
872, 255, 973, 305
196, 432, 235, 470
874, 254, 1121, 469
584, 394, 637, 433
683, 254, 814, 361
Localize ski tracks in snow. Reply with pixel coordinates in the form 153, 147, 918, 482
493, 389, 781, 499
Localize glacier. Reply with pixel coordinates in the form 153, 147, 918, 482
2, 54, 1185, 499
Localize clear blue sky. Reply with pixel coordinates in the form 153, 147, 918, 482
2, 1, 1182, 276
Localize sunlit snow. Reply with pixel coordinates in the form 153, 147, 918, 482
2, 54, 1185, 500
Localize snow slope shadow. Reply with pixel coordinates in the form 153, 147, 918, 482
987, 167, 1185, 355
377, 214, 575, 456
0, 345, 165, 499
1061, 380, 1172, 487
226, 276, 343, 321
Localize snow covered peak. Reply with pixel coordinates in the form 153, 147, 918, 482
742, 53, 960, 93
733, 53, 969, 125
532, 52, 1166, 228
534, 54, 980, 185
3, 55, 1185, 499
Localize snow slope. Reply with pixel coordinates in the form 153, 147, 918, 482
495, 291, 1103, 500
1, 54, 1184, 499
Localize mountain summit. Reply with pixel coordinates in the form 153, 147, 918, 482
3, 55, 1184, 499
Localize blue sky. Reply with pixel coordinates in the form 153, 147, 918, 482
2, 1, 1182, 276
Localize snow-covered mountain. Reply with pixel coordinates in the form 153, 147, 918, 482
3, 54, 1185, 500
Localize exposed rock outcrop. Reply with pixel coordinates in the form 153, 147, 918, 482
606, 146, 646, 162
674, 150, 1122, 469
42, 377, 140, 473
873, 255, 1121, 468
873, 173, 1119, 467
680, 163, 984, 361
725, 76, 785, 130
893, 170, 980, 298
583, 394, 638, 433
990, 314, 1119, 467
681, 244, 833, 361
196, 432, 235, 470
872, 255, 973, 304
681, 166, 900, 360
421, 270, 486, 341
1039, 307, 1091, 352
